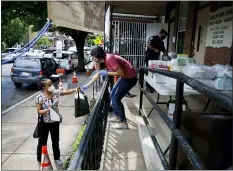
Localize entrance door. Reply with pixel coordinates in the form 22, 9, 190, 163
194, 7, 210, 64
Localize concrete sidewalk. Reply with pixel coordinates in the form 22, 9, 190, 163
1, 71, 96, 170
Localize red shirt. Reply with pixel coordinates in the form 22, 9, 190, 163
104, 54, 137, 78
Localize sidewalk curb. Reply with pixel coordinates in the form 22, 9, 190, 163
2, 91, 40, 116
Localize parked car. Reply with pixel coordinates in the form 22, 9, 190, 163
1, 48, 21, 62
43, 49, 56, 58
52, 51, 78, 71
68, 46, 92, 64
11, 56, 59, 88
25, 50, 45, 57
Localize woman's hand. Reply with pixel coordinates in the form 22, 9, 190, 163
82, 85, 89, 91
99, 70, 108, 77
76, 86, 81, 92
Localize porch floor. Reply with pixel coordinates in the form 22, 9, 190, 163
100, 83, 207, 170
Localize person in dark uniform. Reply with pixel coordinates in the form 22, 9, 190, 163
145, 29, 168, 93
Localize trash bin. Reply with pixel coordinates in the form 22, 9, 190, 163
74, 91, 90, 118
176, 111, 232, 169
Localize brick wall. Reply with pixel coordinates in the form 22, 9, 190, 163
204, 47, 232, 66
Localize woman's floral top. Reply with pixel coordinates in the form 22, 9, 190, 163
35, 90, 62, 123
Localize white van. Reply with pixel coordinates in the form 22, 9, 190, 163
52, 51, 78, 71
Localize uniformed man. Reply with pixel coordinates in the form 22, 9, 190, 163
145, 29, 168, 93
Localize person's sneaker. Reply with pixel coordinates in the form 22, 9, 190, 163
108, 116, 120, 122
146, 88, 154, 93
112, 123, 129, 129
125, 93, 137, 98
55, 159, 63, 166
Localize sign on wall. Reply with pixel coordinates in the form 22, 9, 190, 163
205, 6, 233, 48
47, 1, 105, 34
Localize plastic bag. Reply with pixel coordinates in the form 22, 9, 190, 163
196, 79, 215, 88
214, 77, 232, 91
74, 91, 90, 118
212, 64, 233, 78
184, 64, 217, 79
170, 57, 196, 66
168, 52, 178, 59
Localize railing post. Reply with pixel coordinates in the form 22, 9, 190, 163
169, 80, 184, 169
139, 68, 144, 116
92, 81, 95, 100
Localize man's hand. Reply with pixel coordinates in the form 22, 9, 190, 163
154, 49, 159, 53
99, 70, 108, 77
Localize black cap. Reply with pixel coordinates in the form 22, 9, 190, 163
90, 46, 106, 59
160, 29, 168, 36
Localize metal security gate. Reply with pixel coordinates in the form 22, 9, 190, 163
112, 13, 157, 68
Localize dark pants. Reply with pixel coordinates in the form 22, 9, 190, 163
111, 77, 138, 122
145, 53, 159, 91
37, 122, 60, 162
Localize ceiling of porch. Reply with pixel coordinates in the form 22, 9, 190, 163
110, 1, 167, 16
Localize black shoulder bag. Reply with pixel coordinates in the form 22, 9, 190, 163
33, 114, 43, 138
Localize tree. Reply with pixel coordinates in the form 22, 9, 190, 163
2, 18, 27, 47
52, 27, 88, 71
2, 1, 89, 71
37, 36, 52, 47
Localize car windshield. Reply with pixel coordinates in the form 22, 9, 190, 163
43, 49, 56, 54
14, 58, 41, 69
53, 53, 69, 59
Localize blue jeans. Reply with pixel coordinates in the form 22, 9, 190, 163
110, 77, 138, 122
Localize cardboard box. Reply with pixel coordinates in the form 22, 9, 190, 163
148, 60, 168, 70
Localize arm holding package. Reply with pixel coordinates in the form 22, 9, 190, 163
85, 71, 100, 87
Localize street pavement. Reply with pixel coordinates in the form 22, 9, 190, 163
2, 63, 39, 111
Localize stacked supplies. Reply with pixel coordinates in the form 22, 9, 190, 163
183, 64, 232, 91
148, 60, 169, 84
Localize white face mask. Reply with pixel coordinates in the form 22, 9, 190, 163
48, 84, 55, 92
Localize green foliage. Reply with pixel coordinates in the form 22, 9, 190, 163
37, 36, 52, 46
1, 1, 47, 32
2, 18, 27, 47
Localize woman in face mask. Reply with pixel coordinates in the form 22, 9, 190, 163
82, 46, 138, 129
35, 78, 79, 167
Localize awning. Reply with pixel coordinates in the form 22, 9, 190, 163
47, 1, 105, 34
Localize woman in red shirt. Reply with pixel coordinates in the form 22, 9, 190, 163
83, 46, 137, 129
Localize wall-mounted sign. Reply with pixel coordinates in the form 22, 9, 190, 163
205, 6, 233, 48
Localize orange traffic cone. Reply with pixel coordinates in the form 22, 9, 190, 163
72, 71, 78, 83
86, 69, 91, 76
59, 78, 63, 90
41, 146, 53, 170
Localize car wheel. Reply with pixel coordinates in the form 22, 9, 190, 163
14, 82, 22, 88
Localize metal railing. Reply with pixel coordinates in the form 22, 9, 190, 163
68, 78, 110, 170
138, 67, 232, 170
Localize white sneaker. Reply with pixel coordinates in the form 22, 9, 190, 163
108, 117, 120, 123
55, 159, 63, 166
112, 123, 129, 129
